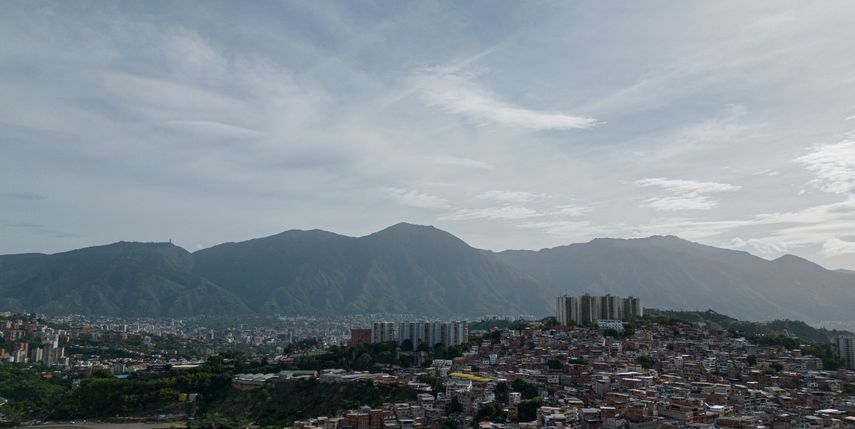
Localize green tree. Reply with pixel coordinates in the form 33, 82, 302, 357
398, 354, 414, 368
509, 320, 529, 331
417, 375, 444, 393
449, 397, 463, 413
475, 402, 506, 423
494, 381, 509, 403
511, 379, 538, 400
354, 353, 374, 370
634, 356, 654, 369
540, 317, 558, 330
516, 397, 542, 422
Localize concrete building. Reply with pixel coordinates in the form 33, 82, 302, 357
555, 295, 579, 326
371, 322, 397, 344
348, 328, 372, 347
555, 294, 644, 325
836, 335, 855, 370
370, 320, 468, 351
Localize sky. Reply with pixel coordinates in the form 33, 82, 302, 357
3, 1, 855, 270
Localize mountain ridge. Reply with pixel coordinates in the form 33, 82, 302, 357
0, 224, 853, 321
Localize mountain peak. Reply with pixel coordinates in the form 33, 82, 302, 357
772, 254, 825, 269
367, 222, 445, 238
59, 240, 186, 256
589, 235, 685, 244
365, 223, 470, 249
382, 222, 438, 232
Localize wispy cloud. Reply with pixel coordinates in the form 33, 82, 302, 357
440, 206, 541, 221
629, 196, 855, 257
796, 138, 855, 194
752, 169, 780, 177
635, 177, 741, 211
0, 220, 78, 238
823, 238, 855, 257
429, 156, 492, 169
518, 220, 608, 239
550, 204, 591, 217
0, 191, 46, 201
162, 120, 265, 139
100, 72, 246, 112
478, 190, 548, 203
413, 70, 598, 130
385, 187, 450, 209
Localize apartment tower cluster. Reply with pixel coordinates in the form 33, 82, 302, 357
836, 335, 855, 370
370, 321, 468, 351
555, 293, 643, 325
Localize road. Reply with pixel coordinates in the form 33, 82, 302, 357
18, 422, 185, 429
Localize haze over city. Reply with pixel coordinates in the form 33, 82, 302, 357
3, 2, 855, 270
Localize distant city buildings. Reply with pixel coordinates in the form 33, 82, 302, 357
836, 335, 855, 370
369, 320, 468, 351
0, 317, 67, 365
555, 293, 643, 325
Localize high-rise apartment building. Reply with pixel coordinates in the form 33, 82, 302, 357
555, 294, 643, 325
579, 294, 602, 324
371, 322, 397, 344
555, 295, 578, 325
370, 320, 468, 351
836, 335, 855, 370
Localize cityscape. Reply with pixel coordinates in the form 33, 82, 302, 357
2, 295, 855, 428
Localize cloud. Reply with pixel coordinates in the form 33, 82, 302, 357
635, 177, 742, 194
728, 236, 790, 256
640, 105, 756, 162
752, 169, 780, 177
385, 187, 450, 209
413, 70, 598, 130
163, 30, 229, 79
550, 204, 591, 217
0, 219, 78, 238
429, 156, 492, 169
517, 220, 607, 239
633, 196, 855, 256
100, 72, 246, 112
0, 191, 46, 201
796, 139, 855, 194
440, 206, 541, 221
478, 190, 547, 203
161, 120, 265, 139
823, 238, 855, 257
635, 177, 741, 211
641, 195, 722, 211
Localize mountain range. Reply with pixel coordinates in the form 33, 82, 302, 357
1, 223, 853, 322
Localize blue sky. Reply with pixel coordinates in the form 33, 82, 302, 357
3, 1, 855, 269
